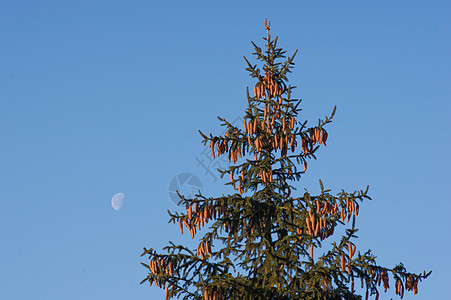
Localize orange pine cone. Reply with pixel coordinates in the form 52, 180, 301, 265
178, 219, 183, 235
168, 262, 173, 276
306, 218, 312, 234
212, 206, 217, 220
183, 219, 189, 230
204, 206, 209, 222
346, 211, 351, 223
348, 242, 353, 258
314, 220, 320, 236
200, 213, 205, 228
266, 119, 271, 132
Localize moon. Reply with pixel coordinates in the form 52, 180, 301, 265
111, 193, 125, 211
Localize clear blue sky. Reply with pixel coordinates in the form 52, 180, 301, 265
1, 1, 449, 299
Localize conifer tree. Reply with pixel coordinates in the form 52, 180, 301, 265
140, 19, 430, 300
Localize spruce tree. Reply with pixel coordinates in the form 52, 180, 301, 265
140, 19, 430, 300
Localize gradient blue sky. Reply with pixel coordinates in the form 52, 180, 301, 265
1, 1, 449, 299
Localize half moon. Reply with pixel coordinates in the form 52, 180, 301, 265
111, 193, 125, 211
